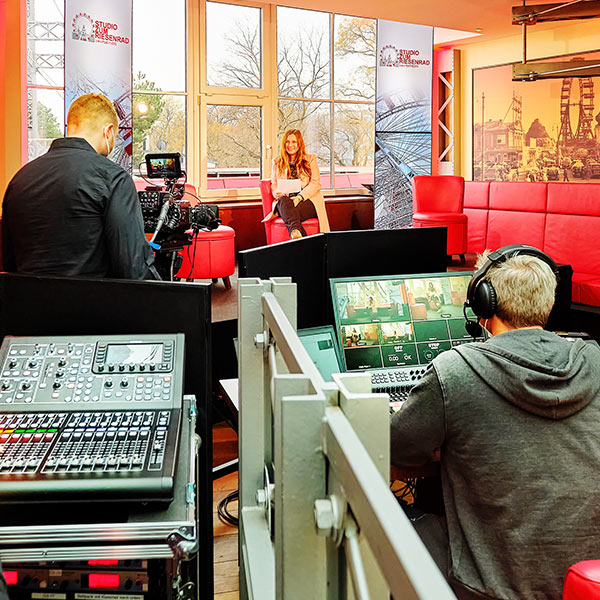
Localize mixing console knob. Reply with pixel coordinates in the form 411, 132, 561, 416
28, 360, 38, 368
149, 364, 156, 371
119, 364, 125, 372
53, 381, 62, 390
108, 363, 115, 372
129, 364, 135, 372
8, 359, 17, 369
105, 379, 114, 388
58, 359, 67, 367
1, 381, 10, 391
120, 379, 129, 388
21, 382, 31, 390
98, 365, 105, 372
139, 364, 146, 372
55, 370, 65, 378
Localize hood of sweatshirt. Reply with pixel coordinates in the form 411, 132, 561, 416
454, 329, 600, 419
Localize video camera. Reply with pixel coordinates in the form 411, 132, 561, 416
138, 153, 221, 249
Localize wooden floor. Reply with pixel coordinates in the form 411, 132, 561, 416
213, 423, 240, 599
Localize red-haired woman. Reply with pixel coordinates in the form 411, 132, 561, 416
265, 129, 330, 238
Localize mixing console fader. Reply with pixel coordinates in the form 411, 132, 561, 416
0, 334, 185, 504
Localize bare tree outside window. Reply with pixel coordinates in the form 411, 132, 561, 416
204, 3, 375, 188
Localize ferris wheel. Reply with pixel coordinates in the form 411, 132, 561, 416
558, 76, 595, 144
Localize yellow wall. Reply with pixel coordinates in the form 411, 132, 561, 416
455, 19, 600, 180
1, 0, 26, 199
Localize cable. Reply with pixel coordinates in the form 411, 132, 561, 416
137, 162, 157, 188
186, 230, 199, 281
217, 489, 239, 527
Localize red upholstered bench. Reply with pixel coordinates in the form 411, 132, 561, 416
464, 180, 600, 308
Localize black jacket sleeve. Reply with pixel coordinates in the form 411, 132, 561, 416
390, 365, 447, 468
103, 171, 156, 280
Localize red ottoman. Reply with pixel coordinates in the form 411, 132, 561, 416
564, 561, 600, 600
177, 225, 235, 289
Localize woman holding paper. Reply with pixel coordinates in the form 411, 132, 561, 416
266, 129, 330, 238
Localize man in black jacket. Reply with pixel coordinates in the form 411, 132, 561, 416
2, 93, 157, 280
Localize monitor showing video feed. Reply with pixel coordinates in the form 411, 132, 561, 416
330, 271, 482, 371
145, 152, 182, 179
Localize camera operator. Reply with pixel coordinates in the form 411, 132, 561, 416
2, 93, 158, 280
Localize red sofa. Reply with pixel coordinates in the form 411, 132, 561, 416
464, 181, 600, 307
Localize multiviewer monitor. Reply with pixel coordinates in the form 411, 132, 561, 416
330, 271, 482, 372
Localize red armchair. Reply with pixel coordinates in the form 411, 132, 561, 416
411, 175, 468, 262
259, 179, 319, 244
563, 561, 600, 599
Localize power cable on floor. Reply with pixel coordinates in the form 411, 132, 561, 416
217, 489, 239, 527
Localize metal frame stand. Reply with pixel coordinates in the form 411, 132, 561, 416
237, 277, 457, 600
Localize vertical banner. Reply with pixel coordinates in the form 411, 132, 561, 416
375, 21, 433, 229
65, 0, 132, 172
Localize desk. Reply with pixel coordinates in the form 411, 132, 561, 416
219, 378, 239, 431
219, 378, 439, 482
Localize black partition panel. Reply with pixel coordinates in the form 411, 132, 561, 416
0, 273, 214, 597
239, 227, 447, 328
239, 233, 327, 328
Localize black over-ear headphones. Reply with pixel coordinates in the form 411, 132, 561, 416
463, 244, 559, 338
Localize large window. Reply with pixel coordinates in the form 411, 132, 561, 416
277, 9, 375, 189
201, 1, 375, 196
26, 0, 65, 161
132, 0, 187, 173
25, 1, 375, 197
26, 0, 187, 172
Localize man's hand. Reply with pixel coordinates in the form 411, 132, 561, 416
274, 192, 283, 199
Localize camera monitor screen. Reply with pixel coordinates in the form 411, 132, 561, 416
330, 271, 481, 372
145, 153, 182, 179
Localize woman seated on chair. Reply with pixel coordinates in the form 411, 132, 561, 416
266, 129, 330, 239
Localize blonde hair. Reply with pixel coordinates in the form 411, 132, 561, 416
276, 129, 311, 179
476, 252, 557, 328
67, 93, 118, 132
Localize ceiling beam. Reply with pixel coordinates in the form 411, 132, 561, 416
512, 58, 600, 80
512, 1, 600, 25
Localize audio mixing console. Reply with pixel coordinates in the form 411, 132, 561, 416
0, 334, 185, 503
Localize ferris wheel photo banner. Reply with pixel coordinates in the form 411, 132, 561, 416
374, 21, 433, 230
65, 0, 133, 172
473, 50, 600, 184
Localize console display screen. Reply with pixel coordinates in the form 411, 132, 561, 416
330, 272, 481, 371
105, 343, 163, 365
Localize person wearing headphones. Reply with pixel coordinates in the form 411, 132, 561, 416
391, 245, 600, 600
2, 93, 157, 279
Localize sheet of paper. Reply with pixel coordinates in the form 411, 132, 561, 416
277, 178, 302, 195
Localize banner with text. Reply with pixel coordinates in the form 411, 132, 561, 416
65, 0, 132, 171
375, 21, 433, 229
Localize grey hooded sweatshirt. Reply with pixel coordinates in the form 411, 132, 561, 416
391, 328, 600, 600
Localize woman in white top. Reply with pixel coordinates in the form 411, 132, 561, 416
267, 129, 330, 238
